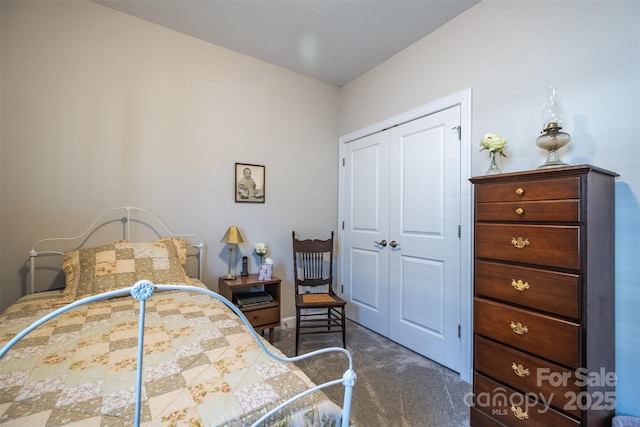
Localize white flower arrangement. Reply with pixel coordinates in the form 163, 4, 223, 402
480, 133, 507, 157
255, 243, 268, 264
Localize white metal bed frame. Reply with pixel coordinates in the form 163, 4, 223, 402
0, 281, 356, 427
28, 205, 204, 294
5, 205, 355, 427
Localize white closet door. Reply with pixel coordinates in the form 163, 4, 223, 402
342, 131, 390, 336
387, 106, 462, 372
341, 104, 462, 373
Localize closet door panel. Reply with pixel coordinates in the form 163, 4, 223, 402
388, 106, 462, 372
343, 132, 390, 336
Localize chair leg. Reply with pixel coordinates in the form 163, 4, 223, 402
341, 308, 346, 349
295, 309, 300, 356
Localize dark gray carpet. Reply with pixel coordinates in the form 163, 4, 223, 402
272, 320, 471, 427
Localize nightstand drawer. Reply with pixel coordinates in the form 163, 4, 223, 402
476, 176, 580, 203
475, 260, 580, 319
475, 224, 580, 270
244, 304, 280, 328
476, 199, 580, 222
475, 336, 581, 417
474, 298, 580, 368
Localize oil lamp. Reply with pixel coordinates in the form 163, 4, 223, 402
536, 86, 571, 169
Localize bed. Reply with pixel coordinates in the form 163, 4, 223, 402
0, 206, 355, 426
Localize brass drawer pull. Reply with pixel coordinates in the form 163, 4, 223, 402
515, 207, 524, 215
511, 362, 530, 377
511, 405, 529, 420
511, 237, 529, 248
515, 188, 525, 196
510, 321, 528, 335
511, 279, 529, 291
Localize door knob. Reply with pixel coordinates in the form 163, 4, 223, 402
389, 240, 398, 248
374, 240, 387, 247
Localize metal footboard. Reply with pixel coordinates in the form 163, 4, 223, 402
0, 280, 356, 427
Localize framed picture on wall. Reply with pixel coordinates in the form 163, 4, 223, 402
235, 163, 265, 203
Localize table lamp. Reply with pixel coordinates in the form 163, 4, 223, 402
220, 225, 244, 279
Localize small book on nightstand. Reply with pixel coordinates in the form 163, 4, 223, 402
233, 286, 273, 308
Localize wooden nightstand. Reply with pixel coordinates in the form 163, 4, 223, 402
218, 274, 281, 343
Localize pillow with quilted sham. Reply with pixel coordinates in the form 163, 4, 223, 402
61, 238, 189, 301
114, 237, 189, 267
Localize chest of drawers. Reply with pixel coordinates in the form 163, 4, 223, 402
469, 165, 617, 427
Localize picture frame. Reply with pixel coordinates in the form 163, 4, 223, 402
235, 163, 265, 203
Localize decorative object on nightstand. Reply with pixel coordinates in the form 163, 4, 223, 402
480, 133, 507, 175
218, 274, 281, 343
254, 242, 268, 264
220, 225, 244, 279
241, 256, 249, 276
536, 86, 571, 169
258, 257, 273, 281
255, 242, 272, 280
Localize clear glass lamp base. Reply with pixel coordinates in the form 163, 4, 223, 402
536, 131, 570, 169
537, 149, 569, 169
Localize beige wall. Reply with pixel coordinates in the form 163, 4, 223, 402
340, 1, 638, 179
0, 1, 339, 315
339, 0, 639, 416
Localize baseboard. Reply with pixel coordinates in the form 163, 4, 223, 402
280, 315, 296, 330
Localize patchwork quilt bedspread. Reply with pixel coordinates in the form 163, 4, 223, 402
0, 281, 343, 426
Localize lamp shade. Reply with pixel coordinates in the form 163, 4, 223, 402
220, 226, 244, 244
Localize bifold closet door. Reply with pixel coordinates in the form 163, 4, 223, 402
342, 105, 462, 372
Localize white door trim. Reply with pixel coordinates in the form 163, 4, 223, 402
337, 88, 473, 382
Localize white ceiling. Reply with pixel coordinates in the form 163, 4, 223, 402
94, 0, 479, 87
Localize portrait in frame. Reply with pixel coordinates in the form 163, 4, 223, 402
235, 163, 265, 203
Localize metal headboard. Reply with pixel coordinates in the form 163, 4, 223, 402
28, 205, 205, 294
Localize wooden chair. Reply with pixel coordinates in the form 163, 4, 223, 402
292, 231, 346, 355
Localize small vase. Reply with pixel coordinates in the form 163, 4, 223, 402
485, 151, 502, 175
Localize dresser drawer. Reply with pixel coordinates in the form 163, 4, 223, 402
470, 408, 504, 427
242, 304, 280, 328
472, 373, 580, 427
475, 260, 580, 319
476, 199, 580, 223
474, 298, 580, 368
475, 224, 580, 270
476, 176, 580, 203
475, 336, 581, 418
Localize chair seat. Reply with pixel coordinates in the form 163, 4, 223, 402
296, 293, 346, 308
